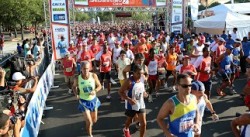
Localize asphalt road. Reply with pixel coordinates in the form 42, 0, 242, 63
38, 70, 248, 137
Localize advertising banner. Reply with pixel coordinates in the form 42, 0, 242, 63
75, 0, 156, 7
21, 64, 54, 137
156, 0, 166, 6
190, 0, 199, 20
171, 0, 183, 33
50, 0, 69, 24
75, 0, 88, 6
51, 24, 70, 60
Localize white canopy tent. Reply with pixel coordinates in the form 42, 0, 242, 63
199, 3, 250, 15
194, 11, 250, 39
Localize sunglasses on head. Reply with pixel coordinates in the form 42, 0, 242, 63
179, 84, 192, 88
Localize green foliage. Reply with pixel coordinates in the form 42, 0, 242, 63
132, 12, 151, 21
74, 11, 90, 21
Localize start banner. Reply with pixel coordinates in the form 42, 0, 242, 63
50, 0, 69, 24
75, 0, 156, 7
51, 23, 70, 60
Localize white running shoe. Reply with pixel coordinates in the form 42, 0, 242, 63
164, 83, 168, 89
148, 95, 153, 103
68, 89, 72, 94
106, 95, 111, 99
171, 86, 176, 92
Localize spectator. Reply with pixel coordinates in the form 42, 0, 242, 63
57, 36, 68, 59
0, 113, 22, 137
9, 72, 38, 94
23, 39, 31, 57
231, 95, 250, 137
32, 39, 40, 60
231, 27, 238, 41
17, 43, 22, 55
241, 37, 250, 73
221, 30, 228, 40
0, 33, 4, 55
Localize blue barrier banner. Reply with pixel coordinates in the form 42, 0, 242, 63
21, 63, 54, 137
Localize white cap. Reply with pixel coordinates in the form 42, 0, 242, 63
70, 40, 74, 44
12, 72, 26, 81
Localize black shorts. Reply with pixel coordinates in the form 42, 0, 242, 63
100, 72, 111, 81
125, 109, 146, 118
166, 70, 173, 77
202, 79, 212, 92
213, 63, 218, 69
217, 72, 231, 81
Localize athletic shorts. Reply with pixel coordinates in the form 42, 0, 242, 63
148, 75, 158, 81
64, 75, 74, 83
78, 97, 101, 112
125, 109, 146, 118
100, 72, 111, 81
166, 70, 173, 77
201, 79, 212, 92
77, 63, 81, 73
217, 71, 231, 81
158, 72, 166, 80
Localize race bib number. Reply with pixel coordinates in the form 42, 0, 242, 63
179, 120, 194, 133
103, 61, 109, 67
225, 64, 230, 70
172, 61, 177, 66
66, 67, 72, 72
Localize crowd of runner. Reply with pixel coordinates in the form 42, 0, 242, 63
56, 21, 250, 137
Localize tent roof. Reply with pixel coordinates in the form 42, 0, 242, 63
199, 3, 250, 15
194, 11, 250, 29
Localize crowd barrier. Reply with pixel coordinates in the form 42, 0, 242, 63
20, 44, 55, 137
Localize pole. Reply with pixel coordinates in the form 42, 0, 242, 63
43, 0, 50, 60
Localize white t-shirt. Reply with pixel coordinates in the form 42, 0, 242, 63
231, 32, 237, 41
112, 47, 122, 63
148, 60, 158, 75
193, 55, 204, 68
125, 50, 134, 61
191, 44, 204, 64
117, 58, 130, 80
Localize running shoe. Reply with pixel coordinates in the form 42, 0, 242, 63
164, 83, 168, 89
106, 95, 111, 99
148, 94, 153, 103
68, 89, 72, 94
123, 128, 131, 137
229, 88, 237, 95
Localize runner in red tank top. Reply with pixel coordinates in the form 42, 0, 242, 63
62, 52, 76, 93
100, 43, 112, 99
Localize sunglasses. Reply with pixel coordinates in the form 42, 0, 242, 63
179, 84, 192, 88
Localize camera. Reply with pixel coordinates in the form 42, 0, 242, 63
10, 110, 25, 124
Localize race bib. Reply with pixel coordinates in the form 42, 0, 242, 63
103, 61, 109, 67
172, 61, 177, 66
66, 67, 72, 72
225, 64, 230, 70
179, 120, 194, 133
158, 68, 166, 73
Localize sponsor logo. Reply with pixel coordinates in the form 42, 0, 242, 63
52, 3, 66, 6
55, 28, 66, 32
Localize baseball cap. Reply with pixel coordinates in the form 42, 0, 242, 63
183, 55, 191, 60
234, 38, 241, 44
191, 81, 205, 92
70, 40, 74, 44
226, 44, 234, 50
0, 113, 9, 128
218, 37, 225, 42
12, 72, 26, 81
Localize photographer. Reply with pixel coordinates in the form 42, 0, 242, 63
231, 95, 250, 137
0, 113, 22, 137
9, 72, 38, 94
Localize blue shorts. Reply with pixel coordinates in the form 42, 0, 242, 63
78, 97, 101, 112
217, 71, 231, 81
77, 63, 81, 73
